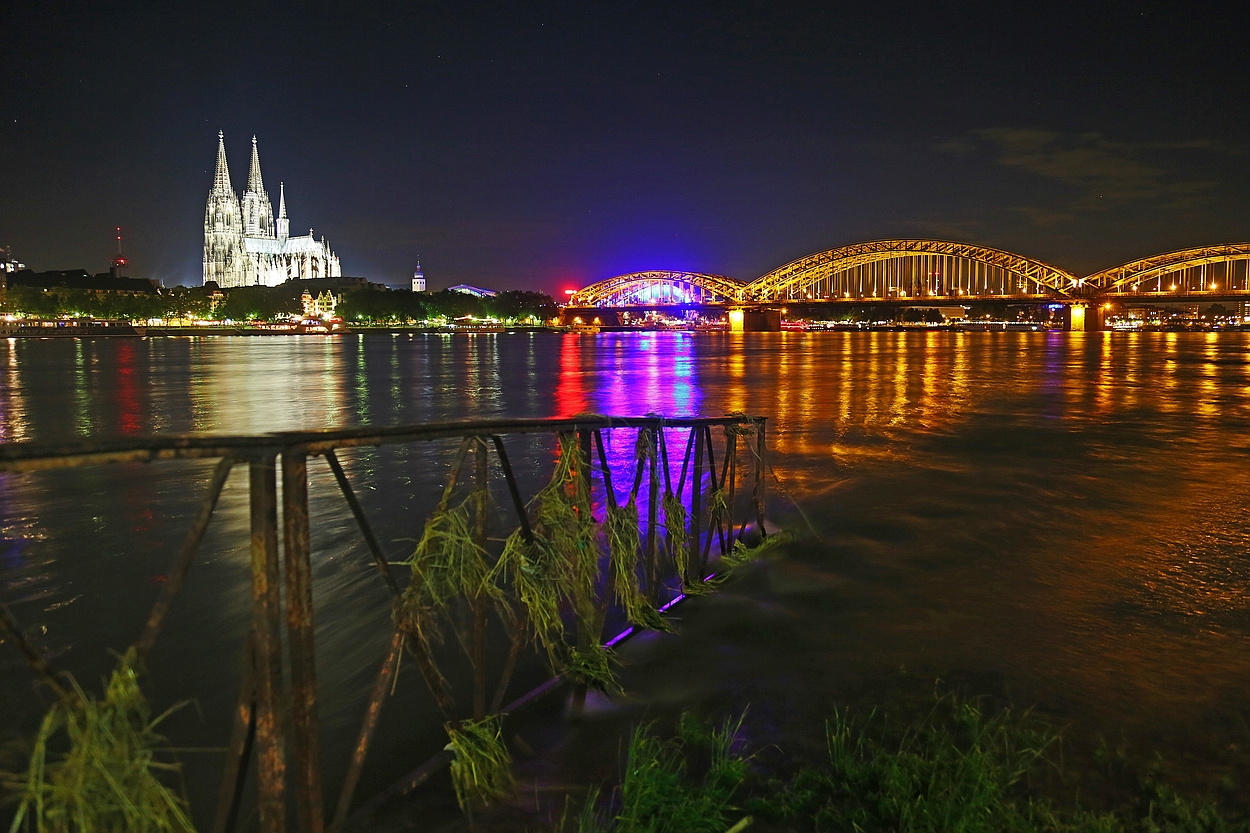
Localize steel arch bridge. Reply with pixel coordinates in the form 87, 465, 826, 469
746, 239, 1082, 301
568, 271, 746, 307
566, 239, 1250, 308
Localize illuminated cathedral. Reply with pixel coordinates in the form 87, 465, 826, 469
203, 132, 341, 287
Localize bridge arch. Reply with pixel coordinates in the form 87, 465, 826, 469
1085, 243, 1250, 293
745, 239, 1081, 301
569, 271, 746, 307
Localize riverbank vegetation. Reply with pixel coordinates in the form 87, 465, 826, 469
551, 697, 1250, 833
0, 283, 558, 325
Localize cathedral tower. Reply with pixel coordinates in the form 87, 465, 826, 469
203, 131, 245, 286
240, 136, 276, 239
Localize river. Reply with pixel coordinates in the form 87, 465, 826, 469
2, 331, 1249, 824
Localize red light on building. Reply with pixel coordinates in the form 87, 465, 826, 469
111, 227, 127, 275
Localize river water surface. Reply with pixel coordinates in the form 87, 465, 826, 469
2, 331, 1250, 824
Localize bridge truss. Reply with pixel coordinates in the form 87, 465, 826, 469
1086, 243, 1250, 295
746, 240, 1081, 301
568, 271, 746, 307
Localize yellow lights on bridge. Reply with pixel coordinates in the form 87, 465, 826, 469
1090, 243, 1250, 290
566, 240, 1250, 307
728, 309, 745, 332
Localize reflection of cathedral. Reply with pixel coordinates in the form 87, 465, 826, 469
203, 132, 341, 287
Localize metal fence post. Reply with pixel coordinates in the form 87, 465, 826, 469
754, 418, 768, 534
690, 428, 704, 583
250, 455, 287, 833
471, 438, 489, 719
283, 450, 325, 833
646, 427, 660, 602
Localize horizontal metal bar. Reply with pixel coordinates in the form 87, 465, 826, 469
0, 415, 765, 473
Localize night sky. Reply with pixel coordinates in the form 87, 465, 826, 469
2, 1, 1248, 291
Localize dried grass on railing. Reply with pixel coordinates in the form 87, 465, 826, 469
394, 497, 502, 662
605, 432, 668, 633
444, 715, 513, 812
661, 492, 690, 586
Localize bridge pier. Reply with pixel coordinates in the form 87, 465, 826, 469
1063, 303, 1104, 332
743, 309, 781, 332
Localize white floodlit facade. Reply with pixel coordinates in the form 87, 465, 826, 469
203, 132, 341, 287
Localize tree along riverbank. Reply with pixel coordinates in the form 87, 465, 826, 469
0, 283, 558, 326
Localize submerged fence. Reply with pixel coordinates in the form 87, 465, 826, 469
0, 414, 769, 832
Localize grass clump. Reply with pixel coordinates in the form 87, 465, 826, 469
394, 496, 501, 659
662, 491, 718, 598
565, 713, 750, 833
6, 648, 195, 833
565, 646, 621, 695
522, 433, 598, 653
747, 693, 1250, 833
495, 433, 618, 690
445, 714, 514, 811
497, 526, 566, 660
718, 530, 793, 573
607, 501, 667, 633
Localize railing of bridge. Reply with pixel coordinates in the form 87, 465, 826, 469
0, 414, 769, 833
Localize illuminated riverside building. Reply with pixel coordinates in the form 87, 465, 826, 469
203, 132, 341, 288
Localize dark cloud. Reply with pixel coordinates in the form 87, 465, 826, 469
971, 129, 1221, 213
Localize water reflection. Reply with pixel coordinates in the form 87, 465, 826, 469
1, 332, 1250, 822
0, 340, 28, 442
556, 333, 586, 415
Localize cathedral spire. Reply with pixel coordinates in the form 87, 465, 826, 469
212, 130, 235, 197
205, 131, 243, 287
247, 135, 266, 194
276, 182, 289, 240
240, 135, 275, 239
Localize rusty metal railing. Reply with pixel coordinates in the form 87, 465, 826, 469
0, 414, 769, 833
